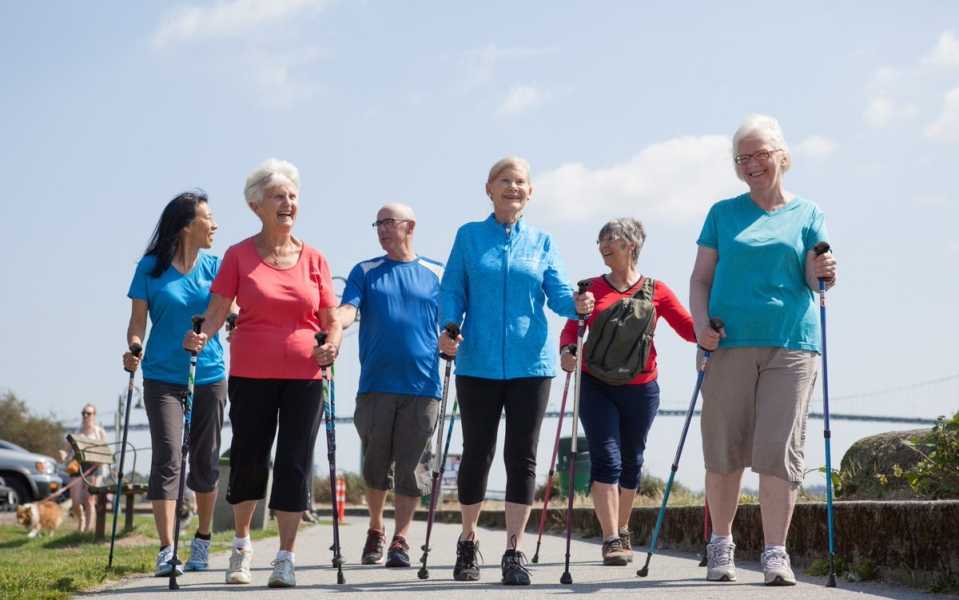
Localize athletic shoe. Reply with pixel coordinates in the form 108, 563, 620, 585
618, 527, 634, 563
268, 557, 296, 588
706, 540, 737, 582
453, 536, 481, 581
601, 538, 629, 566
154, 546, 184, 577
500, 549, 531, 585
386, 535, 411, 567
762, 548, 797, 586
361, 528, 386, 565
225, 546, 254, 584
184, 537, 210, 571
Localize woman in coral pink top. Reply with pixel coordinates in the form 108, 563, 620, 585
559, 218, 696, 566
184, 158, 342, 588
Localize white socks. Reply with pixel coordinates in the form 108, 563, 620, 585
710, 533, 733, 545
233, 536, 252, 551
276, 550, 295, 563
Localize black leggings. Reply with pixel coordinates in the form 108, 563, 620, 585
456, 376, 551, 505
227, 377, 324, 512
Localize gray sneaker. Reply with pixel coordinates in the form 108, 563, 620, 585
762, 548, 797, 586
226, 546, 254, 584
184, 537, 210, 571
154, 546, 184, 577
706, 540, 736, 582
268, 557, 296, 588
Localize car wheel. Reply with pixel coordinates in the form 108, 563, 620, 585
6, 476, 31, 506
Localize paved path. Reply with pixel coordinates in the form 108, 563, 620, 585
83, 515, 940, 599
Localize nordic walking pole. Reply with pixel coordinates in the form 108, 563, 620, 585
316, 332, 345, 585
560, 280, 591, 585
107, 342, 142, 569
698, 497, 712, 567
531, 370, 572, 564
418, 323, 461, 580
814, 241, 838, 588
169, 316, 204, 590
637, 317, 724, 577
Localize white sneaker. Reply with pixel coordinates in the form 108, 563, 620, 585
154, 546, 184, 577
226, 546, 254, 584
268, 557, 296, 588
706, 540, 736, 582
762, 548, 797, 586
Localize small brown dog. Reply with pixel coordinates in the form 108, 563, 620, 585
16, 499, 70, 538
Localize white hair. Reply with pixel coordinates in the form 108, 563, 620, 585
244, 158, 300, 206
731, 114, 791, 180
598, 218, 646, 265
487, 156, 532, 184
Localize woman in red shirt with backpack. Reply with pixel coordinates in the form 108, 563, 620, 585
559, 217, 696, 566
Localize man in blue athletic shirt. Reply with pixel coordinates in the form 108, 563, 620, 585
337, 203, 444, 568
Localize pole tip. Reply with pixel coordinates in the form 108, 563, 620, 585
560, 572, 573, 585
337, 570, 346, 585
531, 553, 540, 564
417, 568, 429, 579
636, 566, 649, 577
827, 573, 837, 587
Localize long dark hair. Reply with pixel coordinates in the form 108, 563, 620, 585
144, 191, 208, 278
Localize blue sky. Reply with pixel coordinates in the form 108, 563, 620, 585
1, 2, 957, 487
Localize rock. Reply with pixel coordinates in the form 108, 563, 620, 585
839, 429, 930, 500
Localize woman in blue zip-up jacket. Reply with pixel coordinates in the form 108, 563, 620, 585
438, 156, 594, 586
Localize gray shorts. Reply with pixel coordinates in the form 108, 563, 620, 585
354, 392, 439, 497
701, 347, 818, 484
143, 378, 227, 500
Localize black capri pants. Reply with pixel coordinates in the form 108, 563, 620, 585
456, 375, 551, 505
226, 377, 324, 512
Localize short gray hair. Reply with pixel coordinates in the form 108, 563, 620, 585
487, 156, 531, 184
244, 158, 300, 206
598, 218, 646, 265
732, 114, 791, 180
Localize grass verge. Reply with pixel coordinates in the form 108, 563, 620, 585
0, 512, 289, 600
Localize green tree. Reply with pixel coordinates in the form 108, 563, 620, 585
0, 390, 66, 458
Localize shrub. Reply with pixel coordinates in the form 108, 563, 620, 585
902, 411, 959, 499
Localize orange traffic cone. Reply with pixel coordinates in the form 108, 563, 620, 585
335, 477, 346, 522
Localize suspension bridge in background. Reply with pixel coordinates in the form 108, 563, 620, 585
96, 372, 958, 432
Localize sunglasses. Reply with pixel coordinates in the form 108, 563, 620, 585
81, 411, 95, 416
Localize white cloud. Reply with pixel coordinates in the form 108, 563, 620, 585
458, 44, 555, 91
535, 136, 742, 223
922, 31, 959, 67
864, 95, 918, 128
794, 135, 837, 159
152, 0, 329, 48
925, 87, 959, 142
496, 85, 548, 116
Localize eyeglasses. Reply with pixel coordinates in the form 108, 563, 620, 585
371, 218, 411, 229
81, 411, 94, 416
734, 148, 782, 165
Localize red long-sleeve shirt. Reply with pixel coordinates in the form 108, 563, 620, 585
559, 275, 696, 385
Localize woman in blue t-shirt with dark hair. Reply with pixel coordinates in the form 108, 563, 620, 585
123, 191, 227, 577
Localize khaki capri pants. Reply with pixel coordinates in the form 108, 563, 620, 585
701, 347, 818, 484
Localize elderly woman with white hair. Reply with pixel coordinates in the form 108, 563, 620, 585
439, 156, 594, 586
690, 115, 837, 586
184, 158, 342, 588
558, 218, 696, 566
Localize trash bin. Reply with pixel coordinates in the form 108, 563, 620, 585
213, 448, 272, 533
557, 436, 590, 497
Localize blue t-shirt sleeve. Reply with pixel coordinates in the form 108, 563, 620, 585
542, 235, 577, 320
341, 263, 365, 308
696, 203, 719, 249
127, 256, 154, 301
802, 205, 829, 252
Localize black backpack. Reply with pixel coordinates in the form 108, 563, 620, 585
583, 277, 657, 385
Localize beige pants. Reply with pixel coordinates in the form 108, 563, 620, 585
701, 347, 818, 483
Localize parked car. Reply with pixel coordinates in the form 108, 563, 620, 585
0, 476, 16, 511
0, 439, 64, 505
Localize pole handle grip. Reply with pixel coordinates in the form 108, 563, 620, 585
129, 342, 143, 357
708, 317, 724, 332
813, 241, 831, 256
191, 316, 205, 334
226, 313, 238, 331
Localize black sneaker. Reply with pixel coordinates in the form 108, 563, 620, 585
361, 528, 386, 565
500, 549, 531, 585
385, 535, 411, 568
453, 536, 481, 581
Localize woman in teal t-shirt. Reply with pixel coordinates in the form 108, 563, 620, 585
690, 115, 838, 587
122, 191, 227, 577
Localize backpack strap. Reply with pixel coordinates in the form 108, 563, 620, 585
630, 277, 655, 301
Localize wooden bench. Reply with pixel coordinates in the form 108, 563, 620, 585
65, 434, 148, 542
